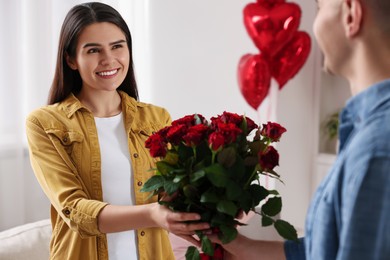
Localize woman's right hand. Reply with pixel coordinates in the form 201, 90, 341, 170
150, 202, 210, 247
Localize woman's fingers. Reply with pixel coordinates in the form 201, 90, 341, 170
167, 219, 210, 235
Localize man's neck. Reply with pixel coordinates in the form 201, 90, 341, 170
346, 43, 390, 96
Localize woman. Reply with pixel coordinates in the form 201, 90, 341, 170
25, 2, 208, 259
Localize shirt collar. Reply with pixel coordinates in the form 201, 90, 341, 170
339, 79, 390, 150
60, 91, 143, 118
61, 93, 86, 118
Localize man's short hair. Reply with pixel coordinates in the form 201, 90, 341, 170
364, 0, 390, 35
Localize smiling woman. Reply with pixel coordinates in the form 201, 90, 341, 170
0, 0, 143, 232
65, 22, 131, 117
24, 2, 211, 260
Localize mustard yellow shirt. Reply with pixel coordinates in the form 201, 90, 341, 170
26, 91, 174, 260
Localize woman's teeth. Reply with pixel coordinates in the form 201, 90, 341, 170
97, 69, 118, 76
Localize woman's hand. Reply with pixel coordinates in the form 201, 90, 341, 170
150, 199, 210, 247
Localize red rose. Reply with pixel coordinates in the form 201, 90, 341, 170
216, 122, 242, 144
200, 253, 211, 260
166, 124, 187, 145
199, 245, 224, 260
156, 126, 170, 139
211, 112, 242, 129
220, 111, 242, 125
183, 124, 209, 146
145, 134, 167, 158
260, 122, 287, 142
208, 132, 225, 151
258, 146, 279, 170
172, 114, 207, 127
213, 244, 224, 259
244, 116, 258, 134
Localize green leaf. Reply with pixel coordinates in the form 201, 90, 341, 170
183, 184, 199, 199
156, 161, 175, 175
205, 164, 228, 187
200, 189, 220, 203
226, 155, 245, 180
164, 151, 179, 165
219, 225, 238, 244
200, 211, 212, 222
216, 200, 238, 217
268, 190, 280, 195
173, 174, 187, 183
238, 191, 252, 213
164, 181, 180, 195
226, 181, 242, 200
266, 169, 281, 178
178, 145, 194, 162
248, 139, 265, 156
262, 197, 282, 216
172, 168, 187, 174
217, 147, 236, 167
241, 115, 248, 133
262, 215, 274, 227
190, 170, 206, 182
259, 170, 284, 184
274, 219, 298, 241
244, 156, 259, 167
210, 213, 236, 227
248, 184, 269, 206
185, 246, 200, 260
201, 235, 214, 256
140, 175, 164, 192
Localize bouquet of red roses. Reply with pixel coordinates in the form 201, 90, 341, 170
141, 112, 297, 260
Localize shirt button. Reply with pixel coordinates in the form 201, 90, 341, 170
137, 181, 143, 186
140, 231, 145, 236
64, 209, 71, 215
63, 137, 68, 143
133, 153, 139, 158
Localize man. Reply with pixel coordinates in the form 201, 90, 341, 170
209, 0, 390, 259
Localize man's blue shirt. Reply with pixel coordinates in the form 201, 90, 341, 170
285, 79, 390, 260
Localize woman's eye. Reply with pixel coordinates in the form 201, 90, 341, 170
112, 44, 123, 50
87, 48, 99, 54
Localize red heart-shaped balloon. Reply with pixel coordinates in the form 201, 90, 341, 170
256, 0, 286, 9
237, 54, 271, 110
272, 31, 311, 89
243, 2, 301, 57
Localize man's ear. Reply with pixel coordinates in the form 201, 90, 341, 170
342, 0, 363, 38
65, 52, 78, 70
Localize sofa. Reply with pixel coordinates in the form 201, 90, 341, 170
0, 219, 51, 260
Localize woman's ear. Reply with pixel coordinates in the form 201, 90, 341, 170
65, 52, 78, 70
342, 0, 363, 38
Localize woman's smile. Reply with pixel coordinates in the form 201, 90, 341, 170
96, 68, 120, 78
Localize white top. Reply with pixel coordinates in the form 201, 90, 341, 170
95, 112, 138, 260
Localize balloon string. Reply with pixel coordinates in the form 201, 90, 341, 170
259, 80, 279, 189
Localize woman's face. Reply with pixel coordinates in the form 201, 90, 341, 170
67, 22, 129, 93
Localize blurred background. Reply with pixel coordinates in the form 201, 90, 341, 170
0, 0, 351, 239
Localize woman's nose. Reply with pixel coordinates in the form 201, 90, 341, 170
99, 50, 115, 66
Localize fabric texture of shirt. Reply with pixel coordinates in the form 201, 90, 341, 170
284, 79, 390, 260
26, 91, 175, 260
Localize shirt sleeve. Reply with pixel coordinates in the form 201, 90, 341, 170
338, 156, 390, 259
26, 114, 108, 238
284, 237, 306, 260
